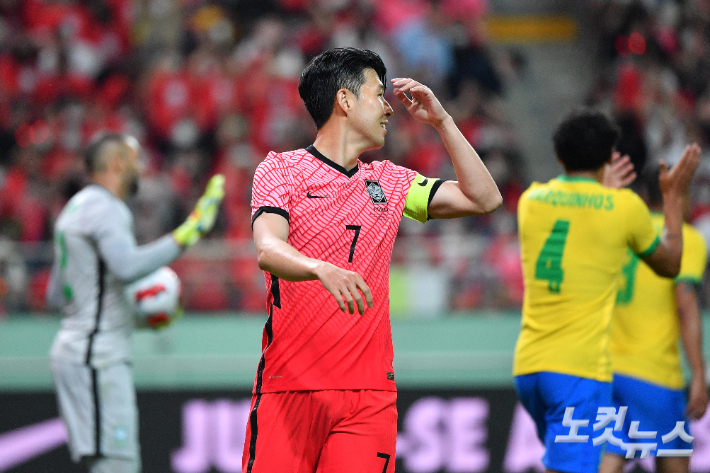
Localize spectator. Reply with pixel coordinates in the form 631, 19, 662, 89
0, 0, 524, 313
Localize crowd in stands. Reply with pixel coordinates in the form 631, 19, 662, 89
0, 0, 526, 314
587, 0, 710, 305
6, 0, 708, 315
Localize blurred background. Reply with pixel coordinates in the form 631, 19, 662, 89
3, 0, 710, 472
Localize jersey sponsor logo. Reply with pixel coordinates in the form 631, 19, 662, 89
365, 180, 388, 205
387, 371, 395, 380
306, 191, 327, 199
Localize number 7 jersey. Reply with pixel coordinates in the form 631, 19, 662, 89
514, 176, 659, 382
250, 146, 434, 393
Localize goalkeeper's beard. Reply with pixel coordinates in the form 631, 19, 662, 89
126, 174, 139, 197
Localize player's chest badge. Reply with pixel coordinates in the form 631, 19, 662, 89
364, 180, 387, 205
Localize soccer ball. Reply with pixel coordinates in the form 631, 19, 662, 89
124, 267, 182, 329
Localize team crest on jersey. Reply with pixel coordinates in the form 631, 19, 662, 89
365, 180, 387, 205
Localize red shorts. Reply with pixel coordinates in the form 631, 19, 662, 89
242, 390, 397, 473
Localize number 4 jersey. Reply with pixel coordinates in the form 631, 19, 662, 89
250, 146, 441, 393
514, 176, 659, 382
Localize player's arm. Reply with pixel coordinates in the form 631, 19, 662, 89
95, 174, 225, 283
97, 225, 182, 283
252, 212, 373, 315
641, 144, 701, 277
391, 78, 502, 218
676, 281, 708, 419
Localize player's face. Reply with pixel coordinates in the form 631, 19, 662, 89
350, 68, 393, 149
122, 143, 141, 197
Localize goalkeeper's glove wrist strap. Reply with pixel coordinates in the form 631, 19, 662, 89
173, 220, 200, 248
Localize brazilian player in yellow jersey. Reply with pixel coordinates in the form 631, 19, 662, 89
514, 109, 700, 473
600, 167, 708, 473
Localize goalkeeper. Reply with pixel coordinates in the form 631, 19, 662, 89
45, 133, 224, 473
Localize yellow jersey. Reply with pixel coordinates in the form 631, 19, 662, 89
611, 214, 707, 388
514, 176, 660, 382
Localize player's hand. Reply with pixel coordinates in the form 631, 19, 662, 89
173, 174, 225, 248
602, 151, 636, 189
314, 262, 373, 315
391, 78, 450, 128
659, 143, 701, 199
686, 376, 708, 420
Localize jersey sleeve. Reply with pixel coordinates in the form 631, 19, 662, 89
676, 226, 708, 284
624, 191, 660, 257
90, 196, 182, 283
251, 152, 292, 227
403, 173, 444, 223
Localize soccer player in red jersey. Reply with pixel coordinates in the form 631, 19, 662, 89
244, 47, 502, 473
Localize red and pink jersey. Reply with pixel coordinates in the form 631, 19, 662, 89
250, 146, 417, 393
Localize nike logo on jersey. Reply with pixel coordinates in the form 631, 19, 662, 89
418, 178, 429, 187
306, 192, 327, 199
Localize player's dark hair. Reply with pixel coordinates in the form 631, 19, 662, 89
298, 47, 387, 129
84, 132, 129, 174
638, 164, 664, 208
553, 109, 621, 172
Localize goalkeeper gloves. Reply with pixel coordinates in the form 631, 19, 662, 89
172, 174, 225, 248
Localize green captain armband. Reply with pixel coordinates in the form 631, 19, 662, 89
403, 174, 441, 223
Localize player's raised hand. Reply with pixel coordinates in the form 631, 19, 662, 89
391, 78, 450, 128
602, 151, 636, 189
315, 262, 373, 315
659, 143, 701, 198
173, 174, 226, 247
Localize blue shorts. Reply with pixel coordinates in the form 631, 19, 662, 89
605, 373, 692, 458
515, 372, 612, 473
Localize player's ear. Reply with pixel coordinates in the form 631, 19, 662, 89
335, 88, 352, 115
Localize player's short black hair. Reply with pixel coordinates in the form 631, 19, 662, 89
298, 47, 387, 129
84, 132, 130, 174
553, 109, 621, 172
637, 164, 664, 208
